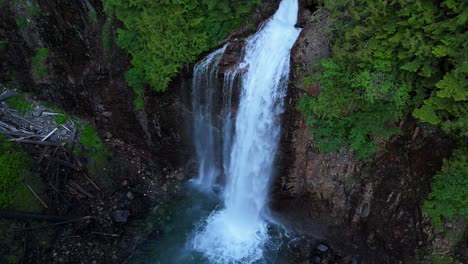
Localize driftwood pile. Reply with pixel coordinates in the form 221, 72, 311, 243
0, 88, 97, 220
0, 89, 75, 148
0, 88, 130, 263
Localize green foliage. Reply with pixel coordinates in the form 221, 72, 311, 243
12, 174, 43, 212
5, 94, 33, 114
14, 1, 41, 28
78, 124, 112, 187
79, 124, 106, 152
431, 254, 462, 264
54, 114, 68, 125
88, 9, 98, 24
27, 6, 41, 16
298, 59, 404, 158
0, 40, 7, 50
103, 0, 260, 96
423, 147, 468, 228
31, 47, 49, 79
299, 0, 467, 159
15, 17, 28, 28
101, 17, 113, 54
0, 136, 32, 208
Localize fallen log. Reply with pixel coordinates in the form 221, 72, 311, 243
0, 120, 19, 131
1, 109, 42, 128
0, 90, 17, 102
19, 216, 93, 231
69, 127, 77, 158
0, 129, 37, 138
69, 180, 94, 198
0, 210, 77, 222
45, 155, 81, 171
15, 139, 65, 146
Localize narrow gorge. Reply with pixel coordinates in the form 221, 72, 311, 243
0, 0, 466, 263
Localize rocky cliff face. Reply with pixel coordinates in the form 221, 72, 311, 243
0, 0, 190, 166
272, 7, 454, 263
0, 1, 191, 262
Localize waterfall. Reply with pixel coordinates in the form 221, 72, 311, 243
192, 0, 301, 262
192, 45, 227, 188
221, 68, 238, 182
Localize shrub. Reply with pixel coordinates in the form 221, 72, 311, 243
298, 59, 404, 159
31, 47, 49, 79
103, 0, 261, 102
424, 148, 468, 228
15, 17, 28, 28
78, 124, 112, 188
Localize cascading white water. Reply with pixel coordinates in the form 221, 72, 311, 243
192, 0, 301, 263
192, 45, 227, 188
221, 68, 238, 182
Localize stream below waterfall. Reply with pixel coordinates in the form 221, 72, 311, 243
131, 0, 300, 263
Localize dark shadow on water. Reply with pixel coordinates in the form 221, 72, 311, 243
128, 182, 292, 264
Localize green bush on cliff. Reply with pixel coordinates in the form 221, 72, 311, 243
31, 47, 49, 79
299, 0, 467, 160
102, 0, 260, 98
298, 59, 405, 158
78, 124, 112, 188
423, 147, 468, 228
79, 124, 106, 152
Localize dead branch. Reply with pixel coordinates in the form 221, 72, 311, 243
61, 124, 71, 132
1, 109, 42, 128
18, 216, 94, 231
0, 210, 78, 222
37, 146, 50, 164
69, 180, 94, 199
91, 232, 119, 238
0, 120, 19, 131
0, 129, 37, 138
45, 155, 81, 170
69, 126, 77, 158
82, 173, 101, 191
41, 127, 58, 141
15, 139, 65, 147
24, 183, 49, 209
48, 182, 70, 203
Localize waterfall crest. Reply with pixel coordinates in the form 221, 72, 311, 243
191, 0, 301, 262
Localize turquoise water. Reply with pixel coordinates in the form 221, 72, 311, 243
129, 183, 292, 264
